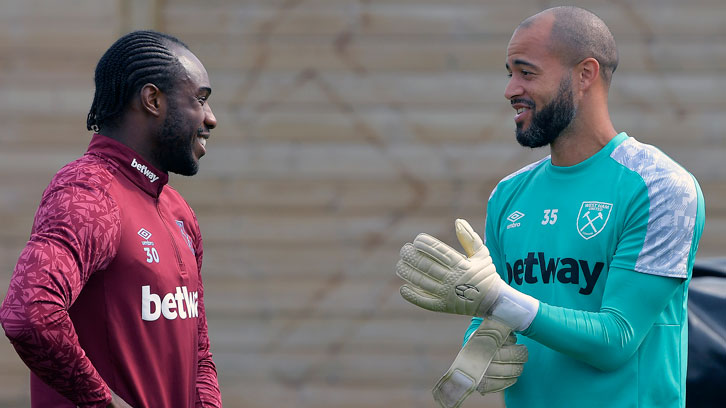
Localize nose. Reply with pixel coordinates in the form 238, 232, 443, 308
504, 76, 524, 101
204, 103, 217, 130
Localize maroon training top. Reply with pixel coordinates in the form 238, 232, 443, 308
0, 134, 222, 407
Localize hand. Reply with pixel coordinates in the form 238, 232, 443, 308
105, 390, 133, 408
432, 318, 527, 408
477, 332, 528, 394
396, 219, 505, 317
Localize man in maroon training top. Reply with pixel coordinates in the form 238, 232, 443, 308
0, 30, 222, 407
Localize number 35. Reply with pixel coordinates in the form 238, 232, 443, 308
542, 209, 558, 225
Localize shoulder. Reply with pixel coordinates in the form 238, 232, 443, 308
489, 156, 550, 201
33, 154, 122, 247
49, 153, 119, 195
609, 137, 702, 277
609, 137, 699, 205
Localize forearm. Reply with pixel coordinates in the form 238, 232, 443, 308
1, 282, 111, 405
195, 354, 221, 408
522, 268, 682, 371
0, 243, 111, 406
194, 285, 221, 407
523, 304, 637, 371
464, 267, 682, 371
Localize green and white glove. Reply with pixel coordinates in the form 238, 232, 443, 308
396, 219, 502, 317
396, 219, 539, 331
398, 219, 535, 408
433, 318, 528, 408
477, 331, 528, 394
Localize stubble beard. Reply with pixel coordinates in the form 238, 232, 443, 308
154, 98, 199, 176
515, 76, 577, 148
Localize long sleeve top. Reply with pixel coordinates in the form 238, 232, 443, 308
0, 134, 222, 407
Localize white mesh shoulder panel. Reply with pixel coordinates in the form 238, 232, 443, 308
610, 138, 699, 278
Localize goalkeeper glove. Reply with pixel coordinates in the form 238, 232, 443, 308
433, 318, 527, 408
396, 219, 538, 331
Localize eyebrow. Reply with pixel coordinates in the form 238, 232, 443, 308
198, 87, 212, 96
506, 59, 540, 71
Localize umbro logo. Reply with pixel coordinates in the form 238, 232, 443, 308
506, 211, 525, 230
507, 211, 525, 223
138, 228, 155, 247
137, 228, 152, 240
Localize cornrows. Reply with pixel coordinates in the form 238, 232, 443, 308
86, 30, 188, 132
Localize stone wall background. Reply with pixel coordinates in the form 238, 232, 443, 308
0, 0, 724, 406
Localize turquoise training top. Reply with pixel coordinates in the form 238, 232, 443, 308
465, 132, 705, 408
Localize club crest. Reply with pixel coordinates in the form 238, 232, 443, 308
175, 220, 195, 255
577, 201, 613, 240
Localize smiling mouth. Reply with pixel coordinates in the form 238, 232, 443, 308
514, 106, 533, 122
198, 134, 208, 145
195, 131, 210, 156
511, 99, 535, 123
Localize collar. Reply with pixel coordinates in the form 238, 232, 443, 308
86, 133, 168, 198
545, 132, 628, 178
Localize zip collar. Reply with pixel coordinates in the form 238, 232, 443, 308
86, 133, 168, 198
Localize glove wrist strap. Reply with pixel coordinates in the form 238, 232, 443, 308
490, 284, 539, 331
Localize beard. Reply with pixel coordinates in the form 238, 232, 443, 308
515, 76, 576, 148
154, 98, 200, 176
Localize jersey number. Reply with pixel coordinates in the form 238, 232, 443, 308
144, 247, 160, 263
542, 209, 558, 225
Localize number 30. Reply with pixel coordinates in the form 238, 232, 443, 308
144, 247, 160, 263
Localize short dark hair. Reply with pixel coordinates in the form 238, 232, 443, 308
521, 7, 619, 84
86, 30, 189, 132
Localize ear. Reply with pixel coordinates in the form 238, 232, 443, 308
576, 57, 600, 92
139, 83, 163, 118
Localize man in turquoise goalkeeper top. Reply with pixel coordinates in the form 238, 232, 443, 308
396, 6, 705, 408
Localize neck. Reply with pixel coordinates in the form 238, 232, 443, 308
100, 122, 161, 171
549, 103, 617, 167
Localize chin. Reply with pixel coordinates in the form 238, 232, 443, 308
170, 159, 199, 177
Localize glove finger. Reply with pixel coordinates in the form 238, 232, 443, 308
483, 359, 525, 379
477, 345, 527, 395
413, 233, 467, 270
502, 333, 517, 347
477, 376, 518, 395
400, 284, 443, 312
454, 219, 486, 258
396, 260, 445, 295
400, 243, 455, 282
491, 344, 528, 364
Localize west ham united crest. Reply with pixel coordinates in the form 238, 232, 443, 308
175, 220, 196, 255
577, 201, 613, 240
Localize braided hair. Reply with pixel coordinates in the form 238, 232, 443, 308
87, 30, 189, 132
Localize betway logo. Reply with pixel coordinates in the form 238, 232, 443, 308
142, 285, 198, 321
505, 252, 604, 295
131, 158, 159, 183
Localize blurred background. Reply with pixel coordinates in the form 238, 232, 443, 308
0, 0, 724, 406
